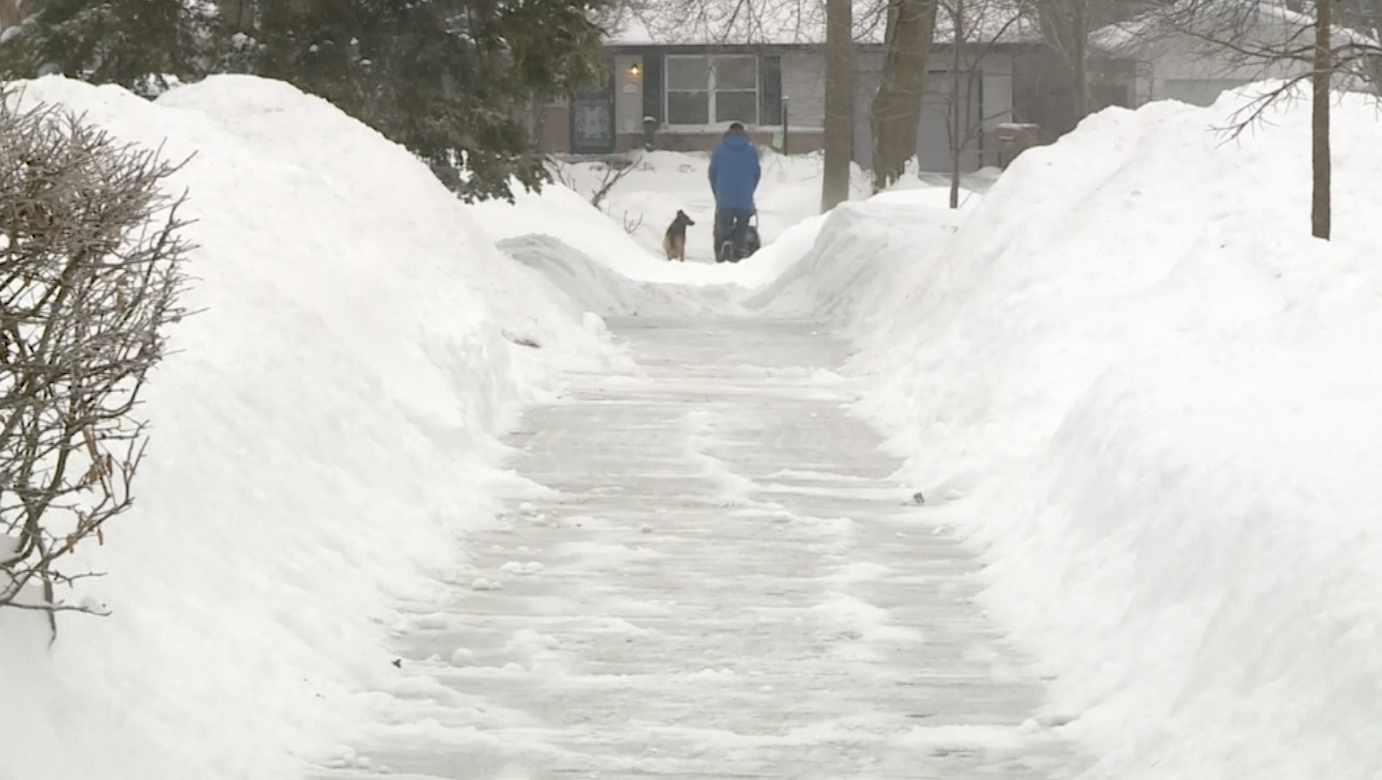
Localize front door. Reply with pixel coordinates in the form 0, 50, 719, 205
570, 67, 616, 154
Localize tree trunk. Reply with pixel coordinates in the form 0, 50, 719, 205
948, 0, 963, 209
1071, 2, 1089, 120
1312, 0, 1332, 240
869, 0, 938, 193
1037, 0, 1090, 131
821, 0, 854, 211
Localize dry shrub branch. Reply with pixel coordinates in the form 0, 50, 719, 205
0, 89, 193, 639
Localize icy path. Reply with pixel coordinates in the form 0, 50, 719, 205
318, 317, 1082, 780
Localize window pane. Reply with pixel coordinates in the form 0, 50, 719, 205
713, 56, 757, 90
760, 55, 782, 125
668, 91, 710, 124
666, 57, 709, 91
714, 90, 758, 124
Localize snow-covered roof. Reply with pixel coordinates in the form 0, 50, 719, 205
1091, 0, 1380, 55
605, 0, 1041, 47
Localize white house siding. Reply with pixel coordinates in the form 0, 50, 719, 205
605, 46, 1014, 166
1132, 37, 1286, 106
849, 51, 1014, 173
981, 66, 1015, 129
781, 50, 829, 131
1126, 17, 1337, 109
852, 51, 885, 167
614, 54, 646, 134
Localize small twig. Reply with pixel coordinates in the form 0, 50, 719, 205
590, 152, 642, 208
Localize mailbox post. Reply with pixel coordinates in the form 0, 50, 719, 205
642, 116, 659, 152
995, 122, 1041, 169
781, 96, 790, 155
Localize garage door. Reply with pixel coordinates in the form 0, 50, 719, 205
917, 71, 982, 174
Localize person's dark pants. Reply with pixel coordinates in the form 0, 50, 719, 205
716, 207, 753, 261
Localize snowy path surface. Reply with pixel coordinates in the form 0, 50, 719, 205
317, 318, 1083, 780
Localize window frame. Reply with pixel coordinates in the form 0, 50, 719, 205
664, 54, 760, 126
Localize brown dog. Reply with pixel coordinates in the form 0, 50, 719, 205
662, 209, 695, 262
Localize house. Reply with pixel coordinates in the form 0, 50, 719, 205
529, 0, 1066, 173
1091, 0, 1381, 108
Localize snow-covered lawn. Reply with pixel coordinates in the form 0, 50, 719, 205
3, 69, 1380, 780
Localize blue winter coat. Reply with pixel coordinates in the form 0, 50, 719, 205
708, 131, 761, 210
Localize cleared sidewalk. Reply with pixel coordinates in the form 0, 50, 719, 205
318, 317, 1082, 780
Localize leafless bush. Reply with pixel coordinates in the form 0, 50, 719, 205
0, 89, 194, 639
547, 158, 578, 190
589, 155, 641, 209
544, 154, 642, 209
592, 200, 645, 234
938, 0, 1025, 207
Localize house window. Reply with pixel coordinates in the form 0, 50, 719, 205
665, 55, 759, 126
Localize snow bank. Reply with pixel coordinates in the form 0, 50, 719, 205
0, 75, 617, 780
496, 233, 747, 316
811, 83, 1382, 777
469, 175, 696, 283
743, 190, 961, 318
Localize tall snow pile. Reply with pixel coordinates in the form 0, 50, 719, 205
0, 75, 619, 780
773, 84, 1382, 779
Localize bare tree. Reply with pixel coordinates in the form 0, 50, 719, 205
1015, 0, 1151, 137
547, 158, 578, 190
587, 154, 642, 209
1312, 0, 1332, 238
1335, 0, 1382, 88
1120, 0, 1382, 238
0, 91, 193, 639
870, 0, 940, 191
614, 0, 888, 50
545, 153, 643, 209
822, 0, 855, 209
1036, 0, 1095, 119
938, 0, 1025, 206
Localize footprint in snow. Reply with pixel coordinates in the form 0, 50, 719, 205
471, 577, 504, 591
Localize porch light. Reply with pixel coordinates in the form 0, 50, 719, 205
629, 63, 642, 77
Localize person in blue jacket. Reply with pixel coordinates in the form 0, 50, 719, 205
708, 122, 761, 263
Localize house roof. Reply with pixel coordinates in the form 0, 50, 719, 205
604, 0, 1041, 48
1091, 0, 1380, 55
